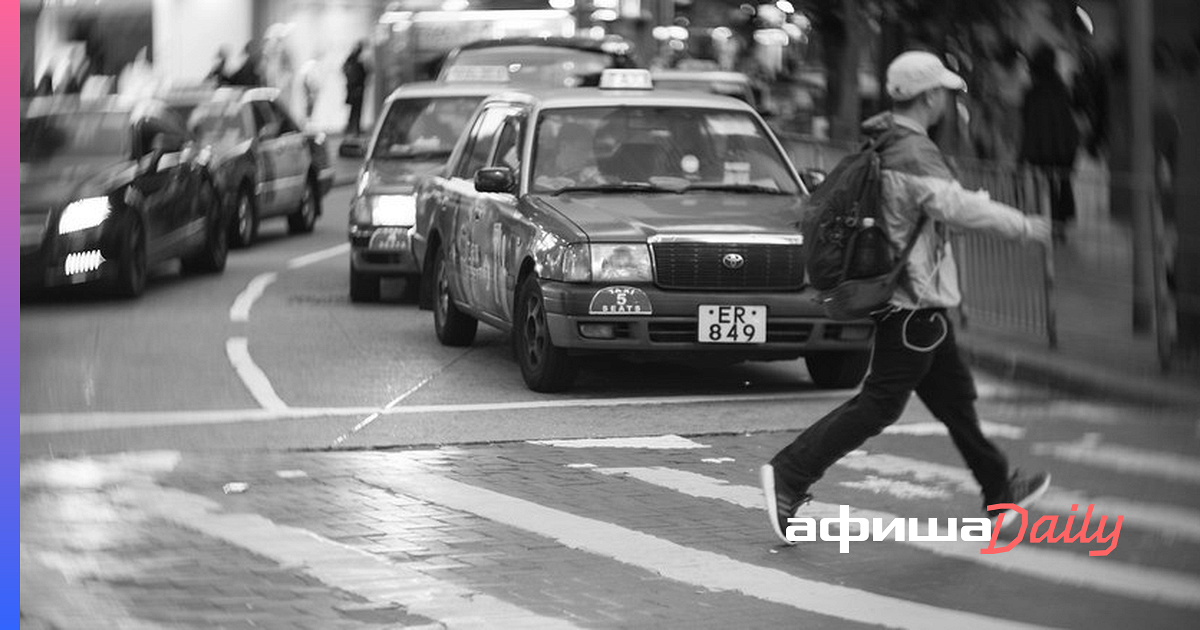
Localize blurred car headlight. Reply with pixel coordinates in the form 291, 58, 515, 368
592, 244, 652, 282
58, 197, 111, 234
352, 194, 415, 227
561, 242, 591, 283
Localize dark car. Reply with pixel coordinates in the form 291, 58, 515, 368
437, 36, 637, 88
344, 82, 496, 302
187, 87, 334, 247
412, 70, 875, 392
20, 96, 228, 297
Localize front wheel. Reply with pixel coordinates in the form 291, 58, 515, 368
287, 180, 319, 234
513, 274, 577, 392
181, 183, 228, 274
230, 190, 257, 248
805, 351, 871, 389
112, 216, 147, 298
432, 247, 477, 346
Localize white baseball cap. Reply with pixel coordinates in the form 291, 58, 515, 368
886, 51, 967, 101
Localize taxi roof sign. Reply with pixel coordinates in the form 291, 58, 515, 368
599, 69, 653, 90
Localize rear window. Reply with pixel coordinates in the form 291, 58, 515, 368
20, 112, 129, 162
372, 96, 484, 159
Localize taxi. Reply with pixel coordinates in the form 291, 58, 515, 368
413, 70, 873, 392
345, 82, 498, 301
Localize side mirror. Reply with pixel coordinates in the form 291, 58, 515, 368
474, 167, 515, 194
801, 168, 827, 192
338, 136, 367, 158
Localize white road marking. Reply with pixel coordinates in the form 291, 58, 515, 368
130, 483, 582, 630
225, 337, 288, 411
18, 391, 834, 435
593, 466, 1200, 609
1032, 436, 1200, 484
883, 421, 1026, 439
287, 242, 350, 270
529, 435, 710, 450
839, 476, 952, 500
838, 451, 1200, 542
359, 462, 1053, 630
229, 272, 277, 322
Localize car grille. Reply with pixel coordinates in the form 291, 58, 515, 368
651, 242, 805, 291
648, 321, 814, 344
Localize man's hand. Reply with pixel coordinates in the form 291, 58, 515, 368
1024, 216, 1053, 245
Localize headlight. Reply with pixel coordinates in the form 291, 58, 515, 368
561, 243, 591, 283
592, 244, 653, 282
352, 194, 415, 227
58, 197, 111, 234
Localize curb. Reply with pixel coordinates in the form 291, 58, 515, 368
958, 333, 1200, 410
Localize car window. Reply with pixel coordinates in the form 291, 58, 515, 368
453, 106, 506, 179
270, 101, 300, 134
372, 96, 483, 160
20, 112, 130, 162
250, 101, 279, 136
530, 106, 800, 195
491, 116, 523, 173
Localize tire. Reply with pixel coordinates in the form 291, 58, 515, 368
513, 274, 577, 392
230, 189, 258, 248
805, 350, 872, 389
349, 266, 380, 302
181, 183, 228, 274
432, 246, 477, 346
287, 180, 319, 234
113, 216, 147, 298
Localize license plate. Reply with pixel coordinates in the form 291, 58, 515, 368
698, 305, 766, 344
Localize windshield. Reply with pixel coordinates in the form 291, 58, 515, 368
21, 112, 129, 162
444, 47, 618, 87
531, 106, 800, 195
189, 101, 245, 146
372, 96, 484, 159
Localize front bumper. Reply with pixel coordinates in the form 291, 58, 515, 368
539, 280, 875, 357
23, 226, 116, 290
349, 225, 420, 276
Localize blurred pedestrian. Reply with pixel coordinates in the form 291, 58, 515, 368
759, 51, 1053, 546
1020, 44, 1080, 243
207, 47, 230, 86
228, 41, 264, 87
343, 42, 368, 136
300, 56, 322, 123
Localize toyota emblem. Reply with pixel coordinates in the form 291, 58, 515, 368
722, 253, 745, 270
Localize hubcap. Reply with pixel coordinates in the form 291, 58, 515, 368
237, 197, 251, 240
523, 293, 546, 367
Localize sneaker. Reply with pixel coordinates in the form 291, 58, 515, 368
759, 464, 812, 545
985, 470, 1051, 530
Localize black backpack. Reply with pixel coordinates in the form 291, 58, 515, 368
800, 132, 926, 320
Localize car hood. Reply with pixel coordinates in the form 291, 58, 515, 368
20, 157, 134, 213
363, 158, 447, 194
531, 193, 807, 242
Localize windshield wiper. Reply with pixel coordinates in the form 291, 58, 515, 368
377, 149, 451, 161
684, 183, 790, 195
549, 182, 680, 197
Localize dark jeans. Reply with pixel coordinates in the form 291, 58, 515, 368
346, 98, 363, 136
1035, 165, 1076, 225
770, 308, 1011, 505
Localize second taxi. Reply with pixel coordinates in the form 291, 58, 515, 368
413, 70, 874, 392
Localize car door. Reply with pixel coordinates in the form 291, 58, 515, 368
248, 100, 284, 215
476, 111, 525, 319
268, 100, 310, 209
447, 105, 506, 312
129, 118, 189, 261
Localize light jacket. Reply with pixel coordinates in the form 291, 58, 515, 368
862, 112, 1041, 310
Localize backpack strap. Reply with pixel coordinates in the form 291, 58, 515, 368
886, 213, 929, 303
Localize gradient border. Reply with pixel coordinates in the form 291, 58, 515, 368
7, 0, 21, 617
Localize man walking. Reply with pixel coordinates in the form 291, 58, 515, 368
761, 51, 1053, 544
343, 42, 368, 137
